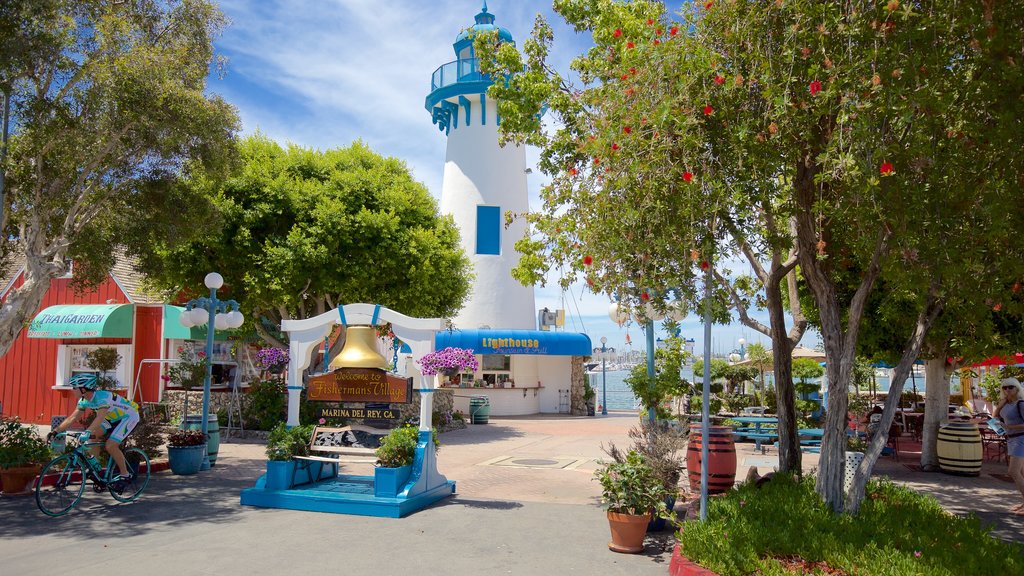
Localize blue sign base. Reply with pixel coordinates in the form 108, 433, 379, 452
240, 431, 455, 518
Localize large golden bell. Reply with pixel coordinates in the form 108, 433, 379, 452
329, 326, 390, 371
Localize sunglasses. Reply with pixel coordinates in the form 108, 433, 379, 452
1004, 386, 1019, 390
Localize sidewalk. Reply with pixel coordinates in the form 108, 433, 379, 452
1, 414, 1019, 576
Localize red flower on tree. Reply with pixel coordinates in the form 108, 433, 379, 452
656, 28, 662, 35
704, 1, 714, 8
682, 171, 694, 183
613, 28, 622, 38
640, 291, 651, 302
880, 161, 894, 176
714, 75, 725, 85
630, 67, 637, 76
670, 26, 679, 36
653, 39, 661, 46
700, 260, 710, 270
646, 18, 654, 26
593, 157, 601, 165
993, 303, 1003, 312
809, 79, 823, 95
568, 167, 577, 176
627, 41, 635, 49
703, 105, 714, 116
583, 255, 593, 266
623, 126, 632, 134
621, 74, 629, 81
611, 143, 619, 151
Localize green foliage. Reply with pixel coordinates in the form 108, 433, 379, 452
689, 395, 723, 417
124, 409, 165, 459
583, 381, 596, 403
980, 372, 1004, 403
0, 417, 52, 468
166, 346, 207, 391
625, 337, 690, 416
375, 425, 439, 468
243, 379, 287, 431
679, 475, 1023, 576
602, 421, 686, 495
792, 358, 825, 388
0, 0, 239, 356
593, 451, 667, 516
143, 135, 473, 344
85, 347, 121, 390
265, 423, 313, 461
719, 391, 755, 415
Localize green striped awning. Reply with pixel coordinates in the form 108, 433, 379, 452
28, 304, 134, 339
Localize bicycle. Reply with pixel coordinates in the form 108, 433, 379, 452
35, 432, 150, 517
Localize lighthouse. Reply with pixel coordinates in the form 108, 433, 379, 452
425, 2, 535, 331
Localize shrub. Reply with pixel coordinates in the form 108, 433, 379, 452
243, 379, 287, 430
124, 407, 167, 458
679, 474, 1023, 575
375, 425, 439, 468
593, 451, 666, 516
603, 421, 686, 497
265, 423, 314, 461
167, 429, 206, 447
0, 417, 52, 468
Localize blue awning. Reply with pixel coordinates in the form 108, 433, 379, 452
435, 329, 592, 356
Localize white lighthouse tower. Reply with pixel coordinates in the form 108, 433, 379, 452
425, 2, 535, 330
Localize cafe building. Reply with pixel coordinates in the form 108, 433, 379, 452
0, 256, 234, 425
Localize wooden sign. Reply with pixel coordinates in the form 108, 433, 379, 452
316, 407, 400, 420
306, 368, 413, 403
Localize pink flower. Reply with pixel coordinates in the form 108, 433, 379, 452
913, 551, 922, 558
319, 418, 327, 425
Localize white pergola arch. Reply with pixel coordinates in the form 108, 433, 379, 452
280, 303, 444, 428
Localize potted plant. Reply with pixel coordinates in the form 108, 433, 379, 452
584, 382, 597, 416
594, 450, 667, 553
166, 428, 207, 475
374, 425, 439, 497
0, 417, 53, 495
603, 421, 685, 532
263, 423, 322, 490
255, 347, 289, 377
416, 347, 478, 381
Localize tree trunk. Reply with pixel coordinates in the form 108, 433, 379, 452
0, 250, 58, 358
920, 352, 950, 471
765, 281, 801, 473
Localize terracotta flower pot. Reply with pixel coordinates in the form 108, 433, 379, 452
607, 510, 651, 553
0, 464, 42, 496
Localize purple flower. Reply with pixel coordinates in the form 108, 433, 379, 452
416, 347, 478, 375
255, 347, 289, 370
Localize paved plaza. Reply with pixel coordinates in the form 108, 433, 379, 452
1, 414, 1020, 575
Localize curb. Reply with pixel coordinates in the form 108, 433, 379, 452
669, 543, 721, 576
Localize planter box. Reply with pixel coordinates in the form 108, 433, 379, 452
168, 443, 206, 475
373, 464, 412, 498
0, 465, 42, 496
264, 459, 337, 491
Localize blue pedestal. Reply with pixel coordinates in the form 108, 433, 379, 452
241, 431, 455, 518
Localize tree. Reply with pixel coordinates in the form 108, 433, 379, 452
0, 0, 239, 357
792, 358, 825, 423
477, 0, 807, 475
143, 135, 473, 347
480, 0, 1024, 513
623, 335, 689, 419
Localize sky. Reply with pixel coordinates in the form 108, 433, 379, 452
207, 0, 819, 357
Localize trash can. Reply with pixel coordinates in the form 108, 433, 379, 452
184, 413, 220, 466
469, 396, 491, 425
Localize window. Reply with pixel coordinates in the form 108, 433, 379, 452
481, 354, 511, 371
55, 344, 131, 389
476, 205, 501, 255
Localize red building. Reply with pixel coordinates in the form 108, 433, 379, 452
0, 258, 232, 425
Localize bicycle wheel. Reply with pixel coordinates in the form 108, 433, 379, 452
109, 448, 150, 503
35, 454, 86, 517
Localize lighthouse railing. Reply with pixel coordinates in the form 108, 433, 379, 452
430, 58, 487, 92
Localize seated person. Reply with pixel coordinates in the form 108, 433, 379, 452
861, 405, 884, 436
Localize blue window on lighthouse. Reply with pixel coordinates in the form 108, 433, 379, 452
476, 205, 501, 255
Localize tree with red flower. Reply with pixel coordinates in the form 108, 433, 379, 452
809, 80, 822, 95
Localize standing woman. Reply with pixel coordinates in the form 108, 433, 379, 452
996, 377, 1024, 514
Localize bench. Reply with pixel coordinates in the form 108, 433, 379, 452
291, 425, 392, 485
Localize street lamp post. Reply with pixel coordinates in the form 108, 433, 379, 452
600, 337, 608, 416
179, 272, 244, 471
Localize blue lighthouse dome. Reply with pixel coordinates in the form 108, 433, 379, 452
453, 2, 514, 56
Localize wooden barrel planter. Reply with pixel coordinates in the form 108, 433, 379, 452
687, 425, 737, 494
937, 422, 982, 477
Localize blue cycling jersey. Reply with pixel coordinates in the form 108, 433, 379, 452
77, 390, 139, 422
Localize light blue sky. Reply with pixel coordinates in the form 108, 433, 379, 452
207, 0, 819, 356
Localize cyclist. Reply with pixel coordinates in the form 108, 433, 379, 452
48, 373, 140, 488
